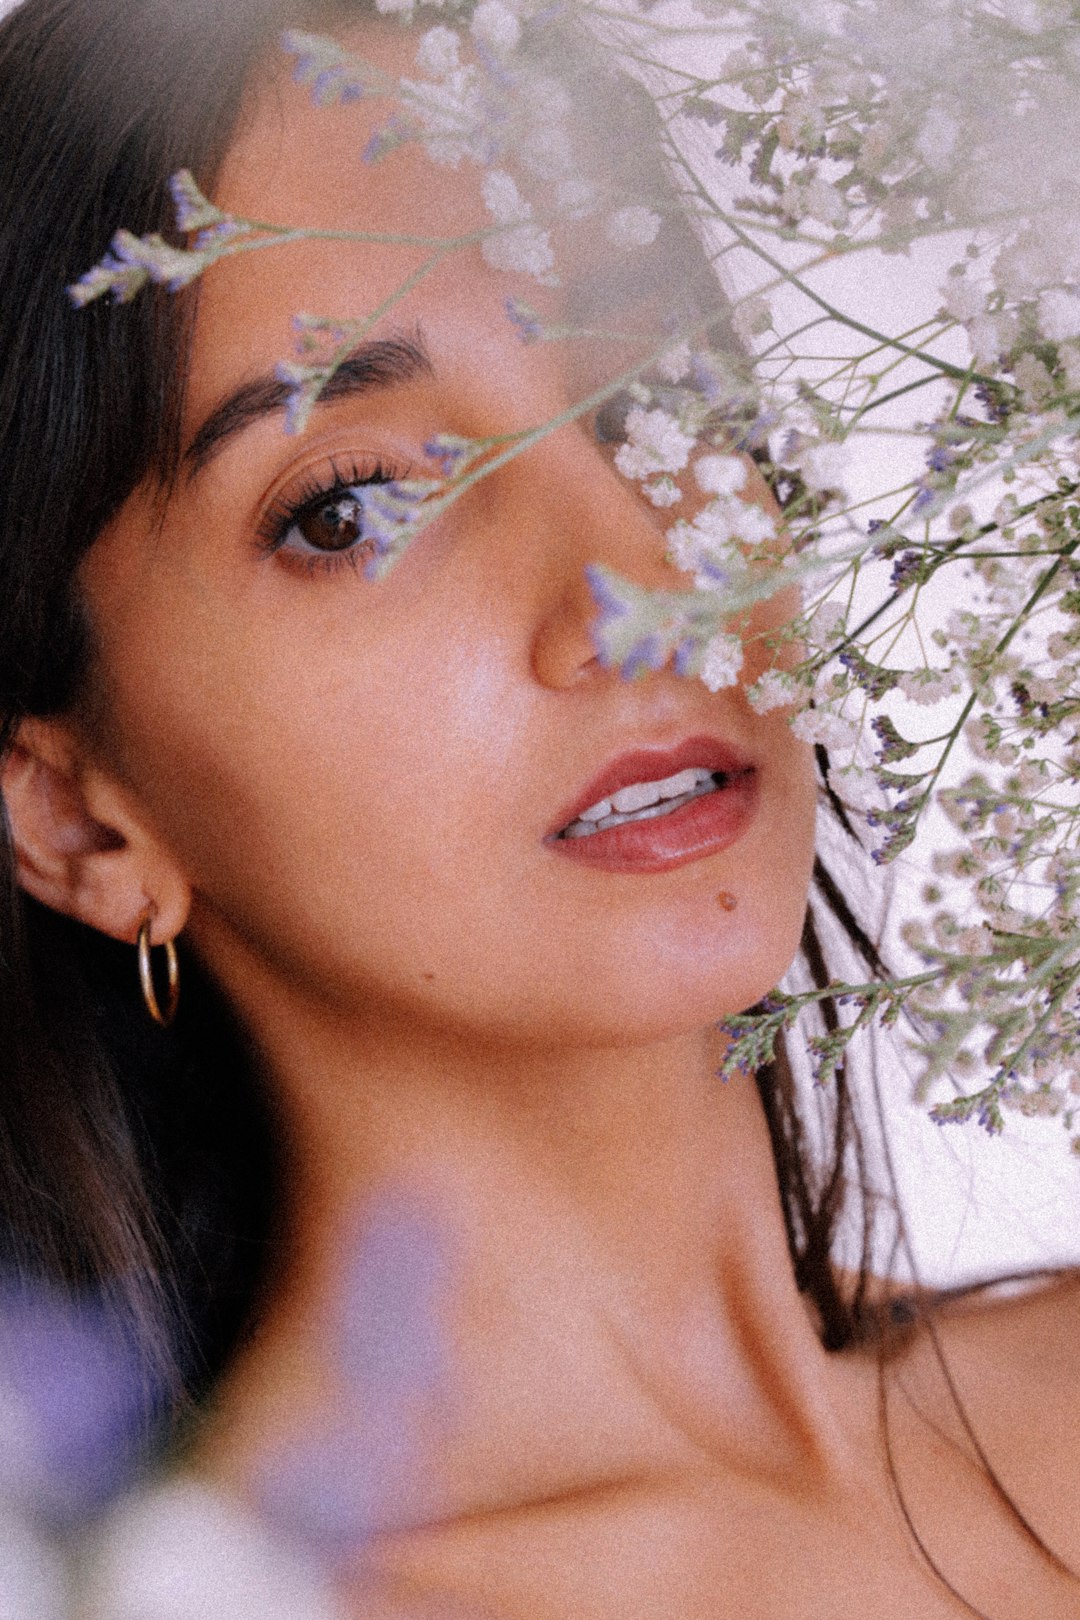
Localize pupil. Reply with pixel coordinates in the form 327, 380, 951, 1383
298, 493, 364, 551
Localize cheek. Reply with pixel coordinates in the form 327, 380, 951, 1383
84, 549, 528, 981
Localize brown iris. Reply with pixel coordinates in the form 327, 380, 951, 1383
296, 492, 367, 552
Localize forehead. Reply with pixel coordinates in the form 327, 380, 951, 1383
187, 20, 527, 419
216, 20, 488, 235
184, 17, 690, 422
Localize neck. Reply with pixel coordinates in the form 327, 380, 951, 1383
196, 975, 855, 1529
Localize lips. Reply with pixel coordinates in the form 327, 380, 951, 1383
545, 734, 759, 875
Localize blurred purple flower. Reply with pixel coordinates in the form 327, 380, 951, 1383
256, 1195, 449, 1566
0, 1279, 163, 1530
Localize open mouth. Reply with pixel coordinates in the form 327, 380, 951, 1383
555, 765, 748, 840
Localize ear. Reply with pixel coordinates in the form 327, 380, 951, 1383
1, 716, 190, 945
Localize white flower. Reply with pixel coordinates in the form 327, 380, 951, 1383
803, 176, 847, 229
721, 497, 775, 548
827, 764, 886, 814
700, 632, 745, 692
701, 494, 775, 546
643, 477, 681, 508
747, 670, 801, 713
791, 708, 859, 751
614, 407, 696, 481
781, 181, 808, 222
778, 87, 827, 150
807, 599, 845, 647
694, 453, 747, 497
480, 170, 555, 282
667, 518, 712, 577
967, 314, 1005, 369
1013, 352, 1055, 404
1039, 288, 1080, 343
994, 234, 1056, 300
799, 440, 848, 492
375, 0, 413, 14
0, 1504, 68, 1620
80, 1481, 342, 1620
519, 122, 575, 182
470, 0, 521, 54
940, 275, 987, 323
731, 296, 772, 344
481, 169, 530, 225
482, 224, 556, 280
656, 341, 691, 383
604, 207, 662, 249
401, 67, 488, 168
415, 24, 460, 77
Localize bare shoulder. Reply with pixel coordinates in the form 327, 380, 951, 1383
889, 1270, 1080, 1564
928, 1269, 1080, 1388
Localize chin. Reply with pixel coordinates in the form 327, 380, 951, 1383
531, 915, 805, 1050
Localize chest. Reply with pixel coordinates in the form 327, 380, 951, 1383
345, 1462, 1080, 1620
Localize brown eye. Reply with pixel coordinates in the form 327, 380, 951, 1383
296, 492, 367, 552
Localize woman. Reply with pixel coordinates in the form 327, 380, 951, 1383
1, 0, 1079, 1614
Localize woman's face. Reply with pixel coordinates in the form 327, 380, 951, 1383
78, 21, 817, 1051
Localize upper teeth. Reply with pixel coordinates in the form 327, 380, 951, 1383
578, 766, 718, 823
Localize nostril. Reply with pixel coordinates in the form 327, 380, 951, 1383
593, 391, 635, 445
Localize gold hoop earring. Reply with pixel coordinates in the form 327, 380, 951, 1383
137, 917, 180, 1028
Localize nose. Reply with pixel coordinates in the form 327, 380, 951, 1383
526, 426, 692, 691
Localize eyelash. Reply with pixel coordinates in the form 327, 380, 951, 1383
254, 456, 405, 577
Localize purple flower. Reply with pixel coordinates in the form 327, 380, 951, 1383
363, 114, 413, 165
0, 1280, 164, 1529
620, 633, 666, 680
505, 297, 544, 343
584, 563, 630, 622
673, 637, 697, 677
256, 1196, 449, 1563
168, 169, 224, 234
889, 549, 925, 589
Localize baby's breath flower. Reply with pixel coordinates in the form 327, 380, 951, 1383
470, 0, 521, 56
940, 274, 987, 323
791, 708, 860, 752
604, 206, 662, 249
798, 441, 848, 494
1038, 287, 1080, 343
480, 170, 556, 280
656, 342, 691, 383
700, 632, 744, 692
827, 764, 887, 814
481, 168, 529, 225
643, 477, 681, 508
615, 407, 696, 482
694, 454, 747, 497
1013, 352, 1055, 405
731, 296, 772, 345
747, 670, 803, 714
415, 24, 460, 77
898, 667, 962, 705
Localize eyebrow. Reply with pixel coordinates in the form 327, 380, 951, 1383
183, 330, 435, 477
